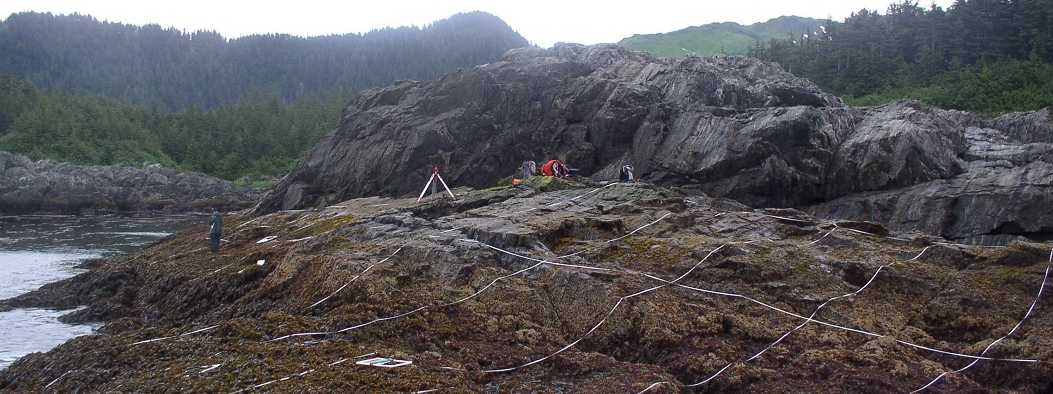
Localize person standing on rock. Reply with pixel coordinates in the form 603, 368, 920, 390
208, 210, 223, 253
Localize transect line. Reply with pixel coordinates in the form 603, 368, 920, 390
809, 225, 839, 245
557, 212, 673, 259
138, 188, 1045, 392
197, 363, 222, 374
635, 381, 673, 394
303, 246, 404, 312
482, 297, 626, 373
664, 243, 1040, 388
480, 244, 728, 373
443, 259, 547, 306
544, 182, 620, 207
228, 352, 375, 394
267, 211, 675, 342
688, 263, 891, 386
469, 240, 611, 272
437, 183, 623, 238
909, 247, 1053, 393
44, 371, 72, 388
685, 243, 936, 386
658, 277, 1035, 363
130, 325, 219, 346
500, 182, 619, 218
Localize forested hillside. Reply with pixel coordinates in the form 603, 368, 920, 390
0, 11, 529, 111
751, 0, 1053, 113
0, 11, 530, 180
0, 72, 347, 180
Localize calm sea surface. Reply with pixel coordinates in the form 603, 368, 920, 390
0, 215, 200, 370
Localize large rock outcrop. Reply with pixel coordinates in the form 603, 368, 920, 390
253, 43, 1052, 244
253, 44, 843, 212
0, 151, 258, 214
807, 106, 1053, 245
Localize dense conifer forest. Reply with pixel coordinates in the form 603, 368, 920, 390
0, 11, 527, 111
0, 11, 530, 180
749, 0, 1053, 112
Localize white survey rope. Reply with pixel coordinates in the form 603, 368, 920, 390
228, 353, 375, 393
303, 246, 404, 311
130, 324, 219, 346
478, 241, 724, 375
500, 182, 619, 218
909, 247, 1053, 393
809, 225, 838, 245
635, 381, 673, 394
558, 212, 673, 259
688, 263, 891, 386
270, 212, 673, 342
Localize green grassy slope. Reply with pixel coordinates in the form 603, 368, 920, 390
619, 16, 825, 58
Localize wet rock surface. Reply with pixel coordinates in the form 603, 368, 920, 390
2, 181, 1050, 393
254, 43, 1053, 244
0, 151, 258, 214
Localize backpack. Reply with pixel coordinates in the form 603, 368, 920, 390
521, 161, 536, 179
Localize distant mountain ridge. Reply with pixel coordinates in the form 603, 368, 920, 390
0, 11, 530, 111
619, 16, 826, 58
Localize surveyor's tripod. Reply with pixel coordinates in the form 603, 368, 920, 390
416, 166, 456, 203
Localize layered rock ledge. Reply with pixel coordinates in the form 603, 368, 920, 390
2, 181, 1050, 392
0, 151, 258, 214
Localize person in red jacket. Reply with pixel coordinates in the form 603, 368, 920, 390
541, 158, 570, 179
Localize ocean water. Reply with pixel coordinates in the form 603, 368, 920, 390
0, 215, 200, 370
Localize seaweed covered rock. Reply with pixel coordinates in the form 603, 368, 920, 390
2, 183, 1050, 392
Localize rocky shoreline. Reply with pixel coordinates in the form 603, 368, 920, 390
0, 151, 259, 215
1, 179, 1049, 392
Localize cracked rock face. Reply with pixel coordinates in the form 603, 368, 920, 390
807, 106, 1053, 244
2, 183, 1050, 392
254, 43, 1052, 244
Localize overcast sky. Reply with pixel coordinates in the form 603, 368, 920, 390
1, 1, 957, 48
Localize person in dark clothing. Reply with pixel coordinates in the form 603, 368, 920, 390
619, 165, 635, 183
208, 211, 222, 253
